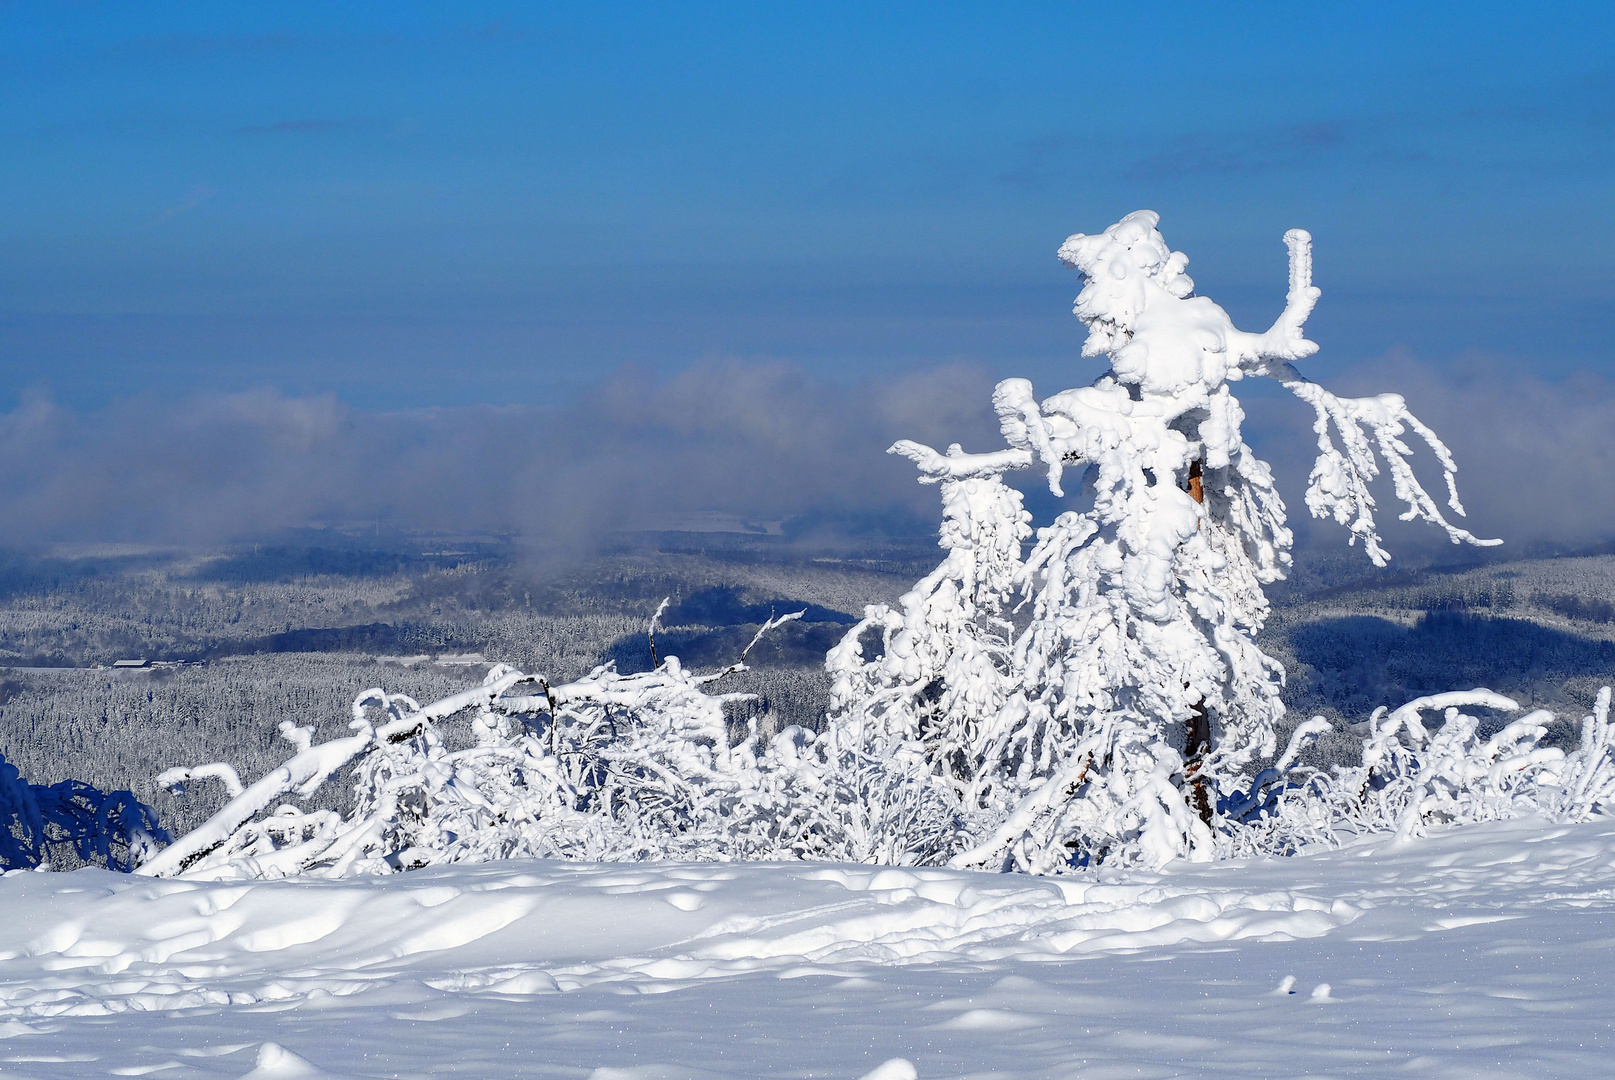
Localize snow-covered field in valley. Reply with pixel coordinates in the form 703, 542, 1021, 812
2, 816, 1612, 1079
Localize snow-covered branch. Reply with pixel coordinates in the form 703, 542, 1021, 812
156, 762, 244, 799
1280, 380, 1500, 565
140, 727, 378, 877
888, 439, 1033, 483
1247, 227, 1322, 364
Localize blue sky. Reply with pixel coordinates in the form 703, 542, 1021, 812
2, 1, 1609, 409
0, 2, 1610, 550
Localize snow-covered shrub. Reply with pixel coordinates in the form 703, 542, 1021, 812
1232, 687, 1615, 856
138, 664, 1615, 880
823, 211, 1500, 871
140, 614, 804, 879
0, 750, 168, 871
761, 718, 964, 866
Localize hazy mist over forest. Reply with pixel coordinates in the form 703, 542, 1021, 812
1, 352, 1614, 557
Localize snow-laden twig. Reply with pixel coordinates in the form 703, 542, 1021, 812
156, 762, 244, 799
648, 596, 671, 667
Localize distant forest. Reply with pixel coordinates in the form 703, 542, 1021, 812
3, 531, 1613, 852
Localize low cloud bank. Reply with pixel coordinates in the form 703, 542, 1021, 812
0, 354, 1607, 558
0, 360, 999, 550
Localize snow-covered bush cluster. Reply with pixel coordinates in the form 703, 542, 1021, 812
1236, 687, 1615, 852
139, 213, 1615, 881
139, 653, 1615, 881
140, 612, 808, 878
1, 749, 167, 871
1218, 688, 1615, 857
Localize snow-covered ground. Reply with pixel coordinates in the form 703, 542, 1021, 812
3, 817, 1613, 1079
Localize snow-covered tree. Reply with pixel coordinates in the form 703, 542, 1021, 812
827, 211, 1500, 872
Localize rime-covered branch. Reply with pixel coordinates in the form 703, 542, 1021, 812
888, 439, 1034, 483
1278, 379, 1500, 565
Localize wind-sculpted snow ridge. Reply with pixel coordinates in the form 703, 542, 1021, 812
6, 818, 1613, 1021
0, 857, 1362, 1020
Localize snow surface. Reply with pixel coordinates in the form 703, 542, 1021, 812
3, 817, 1613, 1077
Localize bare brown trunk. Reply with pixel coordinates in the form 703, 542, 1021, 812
1186, 458, 1204, 506
1182, 459, 1214, 824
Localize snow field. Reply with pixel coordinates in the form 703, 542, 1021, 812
2, 815, 1613, 1077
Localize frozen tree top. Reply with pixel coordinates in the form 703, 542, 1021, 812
1057, 209, 1321, 397
990, 209, 1499, 565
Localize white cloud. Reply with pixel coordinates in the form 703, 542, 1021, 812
0, 361, 999, 549
0, 353, 1605, 558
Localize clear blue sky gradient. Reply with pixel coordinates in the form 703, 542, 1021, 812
1, 1, 1610, 409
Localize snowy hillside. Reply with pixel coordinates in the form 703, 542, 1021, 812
2, 816, 1612, 1078
3, 538, 1613, 852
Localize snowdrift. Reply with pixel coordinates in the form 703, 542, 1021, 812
2, 816, 1613, 1076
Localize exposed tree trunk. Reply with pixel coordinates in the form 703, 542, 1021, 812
1185, 458, 1204, 506
1185, 702, 1213, 823
1183, 459, 1214, 824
